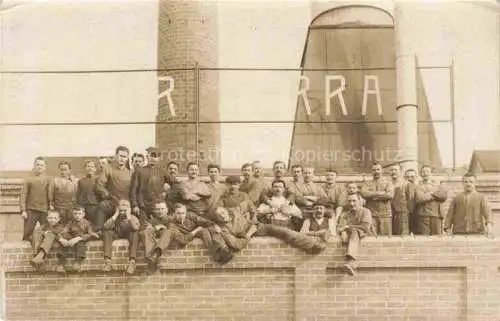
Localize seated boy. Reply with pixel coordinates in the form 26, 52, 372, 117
102, 200, 140, 274
58, 205, 98, 273
142, 203, 213, 271
337, 193, 373, 276
257, 180, 302, 230
300, 202, 336, 242
30, 210, 65, 272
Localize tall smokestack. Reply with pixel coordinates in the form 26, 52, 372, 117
156, 0, 220, 172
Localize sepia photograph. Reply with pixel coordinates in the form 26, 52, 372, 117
0, 0, 500, 320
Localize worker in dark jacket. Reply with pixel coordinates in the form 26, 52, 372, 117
130, 146, 169, 225
142, 202, 214, 271
444, 173, 493, 236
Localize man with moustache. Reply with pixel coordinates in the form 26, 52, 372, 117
389, 164, 409, 236
360, 161, 394, 236
179, 162, 212, 217
322, 168, 345, 219
300, 201, 335, 242
404, 168, 418, 235
130, 147, 170, 226
414, 165, 448, 235
261, 160, 294, 206
337, 193, 373, 276
239, 163, 265, 206
291, 166, 327, 221
164, 161, 182, 211
444, 173, 493, 236
206, 164, 226, 209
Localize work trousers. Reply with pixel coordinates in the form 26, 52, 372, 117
96, 200, 119, 231
408, 213, 418, 235
83, 204, 101, 231
58, 241, 87, 261
54, 207, 73, 226
255, 223, 323, 253
141, 226, 199, 258
415, 216, 442, 236
33, 229, 57, 254
341, 228, 363, 268
102, 229, 139, 260
23, 210, 48, 242
392, 211, 409, 236
372, 216, 392, 236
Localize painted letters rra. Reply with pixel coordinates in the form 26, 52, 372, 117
297, 75, 383, 116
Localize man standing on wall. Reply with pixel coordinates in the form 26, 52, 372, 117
131, 153, 146, 171
239, 163, 265, 206
164, 161, 182, 210
414, 165, 448, 235
322, 168, 345, 219
179, 162, 212, 217
130, 147, 169, 226
286, 166, 326, 231
206, 164, 226, 209
337, 193, 373, 276
404, 168, 418, 235
360, 161, 394, 236
49, 161, 78, 226
390, 164, 409, 236
444, 173, 492, 236
261, 161, 292, 205
95, 146, 132, 230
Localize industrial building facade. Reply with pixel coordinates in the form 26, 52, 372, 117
156, 1, 500, 173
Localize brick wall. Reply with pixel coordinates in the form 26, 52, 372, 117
156, 0, 221, 170
2, 236, 500, 321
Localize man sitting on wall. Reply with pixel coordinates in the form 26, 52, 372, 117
300, 201, 336, 242
204, 205, 259, 265
337, 193, 373, 276
130, 146, 170, 227
141, 202, 214, 271
204, 202, 326, 265
101, 199, 140, 274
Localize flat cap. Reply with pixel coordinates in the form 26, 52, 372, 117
146, 146, 162, 154
225, 175, 241, 184
313, 199, 331, 208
